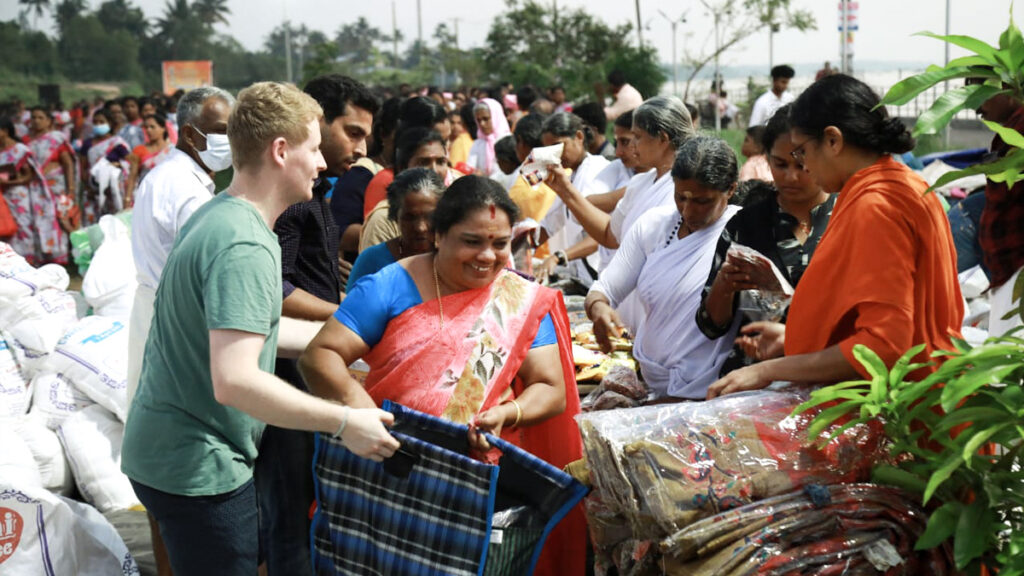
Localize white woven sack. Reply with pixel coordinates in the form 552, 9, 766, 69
48, 316, 128, 422
0, 242, 69, 299
82, 216, 138, 319
27, 372, 96, 431
57, 405, 139, 513
0, 337, 29, 420
0, 289, 79, 378
0, 422, 41, 489
14, 416, 73, 496
0, 483, 138, 574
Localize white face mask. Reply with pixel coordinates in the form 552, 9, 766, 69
192, 125, 233, 172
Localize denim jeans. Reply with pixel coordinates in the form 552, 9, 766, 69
948, 191, 989, 277
255, 424, 315, 575
130, 478, 259, 576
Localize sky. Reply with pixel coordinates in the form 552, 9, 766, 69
3, 0, 1020, 73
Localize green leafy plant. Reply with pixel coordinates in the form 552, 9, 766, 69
879, 10, 1024, 188
878, 6, 1024, 323
796, 8, 1024, 575
795, 336, 1024, 574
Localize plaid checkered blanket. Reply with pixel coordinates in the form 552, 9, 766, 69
311, 401, 588, 576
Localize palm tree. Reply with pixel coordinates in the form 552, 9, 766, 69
18, 0, 51, 30
96, 0, 149, 40
194, 0, 230, 28
157, 0, 203, 59
53, 0, 87, 38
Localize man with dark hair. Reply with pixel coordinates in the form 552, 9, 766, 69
516, 85, 541, 114
574, 102, 616, 160
549, 85, 571, 113
749, 64, 796, 126
258, 73, 378, 575
494, 135, 520, 178
603, 69, 643, 121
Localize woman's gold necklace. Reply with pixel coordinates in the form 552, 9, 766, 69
432, 257, 445, 330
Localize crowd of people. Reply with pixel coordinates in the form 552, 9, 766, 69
0, 61, 1021, 575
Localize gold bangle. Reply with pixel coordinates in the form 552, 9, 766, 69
507, 399, 523, 428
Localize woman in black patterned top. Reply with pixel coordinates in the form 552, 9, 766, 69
696, 104, 835, 376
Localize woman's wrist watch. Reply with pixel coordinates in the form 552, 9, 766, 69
555, 250, 568, 266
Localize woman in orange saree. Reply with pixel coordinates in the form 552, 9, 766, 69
301, 174, 586, 576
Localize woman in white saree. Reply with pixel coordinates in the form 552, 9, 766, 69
585, 136, 741, 400
547, 96, 695, 332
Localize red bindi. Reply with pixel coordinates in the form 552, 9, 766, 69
489, 205, 496, 219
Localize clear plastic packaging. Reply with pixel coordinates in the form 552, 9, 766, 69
727, 243, 793, 322
577, 386, 889, 550
658, 483, 953, 575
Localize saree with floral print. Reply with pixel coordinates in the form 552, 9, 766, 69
361, 269, 587, 576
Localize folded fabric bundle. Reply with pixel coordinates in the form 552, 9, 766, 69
659, 483, 954, 576
578, 387, 890, 575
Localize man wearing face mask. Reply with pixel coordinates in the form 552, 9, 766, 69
255, 74, 377, 576
126, 86, 235, 576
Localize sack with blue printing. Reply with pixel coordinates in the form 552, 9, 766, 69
0, 337, 29, 420
0, 289, 79, 378
47, 316, 128, 422
28, 372, 95, 430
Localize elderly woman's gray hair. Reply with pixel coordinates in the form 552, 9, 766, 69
633, 96, 695, 149
176, 86, 235, 129
386, 167, 446, 221
670, 135, 738, 192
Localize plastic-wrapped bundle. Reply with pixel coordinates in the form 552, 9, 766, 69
659, 483, 953, 575
577, 387, 886, 541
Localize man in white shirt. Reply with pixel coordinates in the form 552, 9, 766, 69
128, 86, 236, 406
748, 65, 796, 127
603, 70, 644, 122
124, 84, 234, 576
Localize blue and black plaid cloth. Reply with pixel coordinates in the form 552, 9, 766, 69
311, 401, 588, 576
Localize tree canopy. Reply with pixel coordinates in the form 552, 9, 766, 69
3, 0, 666, 100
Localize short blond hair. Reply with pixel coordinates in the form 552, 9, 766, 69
228, 82, 323, 170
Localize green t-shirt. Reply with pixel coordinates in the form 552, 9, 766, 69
121, 192, 281, 496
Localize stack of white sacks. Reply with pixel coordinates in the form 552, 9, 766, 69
0, 215, 140, 574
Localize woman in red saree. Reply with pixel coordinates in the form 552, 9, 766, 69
301, 174, 586, 576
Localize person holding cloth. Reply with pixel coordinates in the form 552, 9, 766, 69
708, 75, 963, 398
121, 82, 398, 575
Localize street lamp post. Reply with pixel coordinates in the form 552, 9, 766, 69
657, 10, 686, 97
713, 10, 722, 132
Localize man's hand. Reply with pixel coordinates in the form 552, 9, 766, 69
706, 362, 773, 399
342, 408, 400, 462
338, 257, 353, 286
735, 321, 786, 361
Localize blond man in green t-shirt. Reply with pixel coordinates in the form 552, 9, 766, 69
121, 82, 400, 576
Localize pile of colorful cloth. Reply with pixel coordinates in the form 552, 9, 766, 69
576, 387, 952, 575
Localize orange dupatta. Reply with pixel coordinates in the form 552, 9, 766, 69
362, 269, 586, 576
